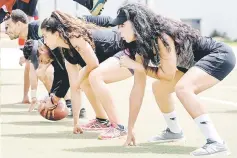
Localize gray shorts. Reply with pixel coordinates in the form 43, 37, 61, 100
113, 51, 134, 74
177, 43, 236, 81
194, 43, 236, 81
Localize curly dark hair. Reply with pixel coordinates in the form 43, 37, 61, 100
119, 3, 201, 70
23, 39, 54, 61
23, 39, 35, 60
41, 10, 99, 56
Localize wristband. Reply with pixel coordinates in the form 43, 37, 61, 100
31, 89, 37, 99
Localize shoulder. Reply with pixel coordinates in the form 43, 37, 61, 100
157, 34, 174, 48
70, 37, 87, 48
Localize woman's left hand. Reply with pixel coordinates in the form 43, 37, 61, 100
124, 130, 136, 146
38, 96, 56, 115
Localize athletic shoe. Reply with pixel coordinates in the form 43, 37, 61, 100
148, 128, 185, 143
73, 0, 107, 16
190, 139, 231, 156
81, 119, 110, 131
67, 107, 87, 119
98, 123, 127, 140
90, 0, 107, 16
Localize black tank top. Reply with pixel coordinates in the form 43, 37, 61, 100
63, 29, 121, 67
193, 36, 223, 61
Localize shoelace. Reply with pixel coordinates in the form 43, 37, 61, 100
202, 139, 216, 149
102, 124, 124, 135
161, 128, 170, 134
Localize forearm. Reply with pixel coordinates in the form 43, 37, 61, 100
50, 71, 70, 99
128, 71, 147, 131
157, 66, 176, 81
83, 15, 114, 27
71, 88, 82, 126
76, 66, 91, 88
30, 64, 38, 91
127, 60, 145, 73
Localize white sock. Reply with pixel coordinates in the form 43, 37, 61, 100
194, 114, 223, 143
163, 111, 182, 133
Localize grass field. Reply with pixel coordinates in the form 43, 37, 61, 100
1, 35, 237, 158
1, 68, 237, 158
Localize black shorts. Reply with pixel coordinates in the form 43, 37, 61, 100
178, 43, 236, 81
0, 8, 7, 24
16, 0, 38, 16
113, 51, 134, 74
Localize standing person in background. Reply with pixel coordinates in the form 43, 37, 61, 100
15, 0, 39, 21
13, 0, 39, 103
73, 0, 108, 16
0, 0, 16, 24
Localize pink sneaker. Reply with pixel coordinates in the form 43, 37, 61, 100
98, 123, 127, 140
81, 119, 110, 131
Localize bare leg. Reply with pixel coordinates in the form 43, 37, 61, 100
148, 70, 185, 142
89, 57, 133, 124
80, 79, 107, 119
175, 67, 227, 155
150, 70, 184, 113
175, 67, 219, 118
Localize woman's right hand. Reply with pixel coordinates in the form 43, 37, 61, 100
73, 124, 83, 134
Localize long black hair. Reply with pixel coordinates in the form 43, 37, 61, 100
119, 3, 201, 70
41, 10, 99, 56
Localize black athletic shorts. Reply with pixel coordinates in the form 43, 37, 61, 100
178, 43, 236, 81
114, 43, 236, 80
16, 0, 38, 16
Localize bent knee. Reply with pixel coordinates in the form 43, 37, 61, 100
80, 78, 90, 90
36, 71, 46, 80
175, 82, 196, 97
88, 69, 103, 84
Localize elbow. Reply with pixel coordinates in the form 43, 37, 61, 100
158, 71, 176, 81
87, 62, 99, 71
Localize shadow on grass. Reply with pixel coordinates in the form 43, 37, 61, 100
1, 120, 72, 127
0, 110, 38, 116
63, 142, 196, 155
210, 110, 237, 114
2, 131, 99, 140
0, 103, 29, 109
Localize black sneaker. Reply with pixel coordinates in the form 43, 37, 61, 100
73, 0, 107, 16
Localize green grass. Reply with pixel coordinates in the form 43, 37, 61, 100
225, 41, 237, 46
213, 37, 237, 47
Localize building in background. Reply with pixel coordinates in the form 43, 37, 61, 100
25, 0, 237, 40
37, 0, 147, 19
148, 0, 237, 40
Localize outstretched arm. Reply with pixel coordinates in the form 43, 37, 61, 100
70, 37, 99, 87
